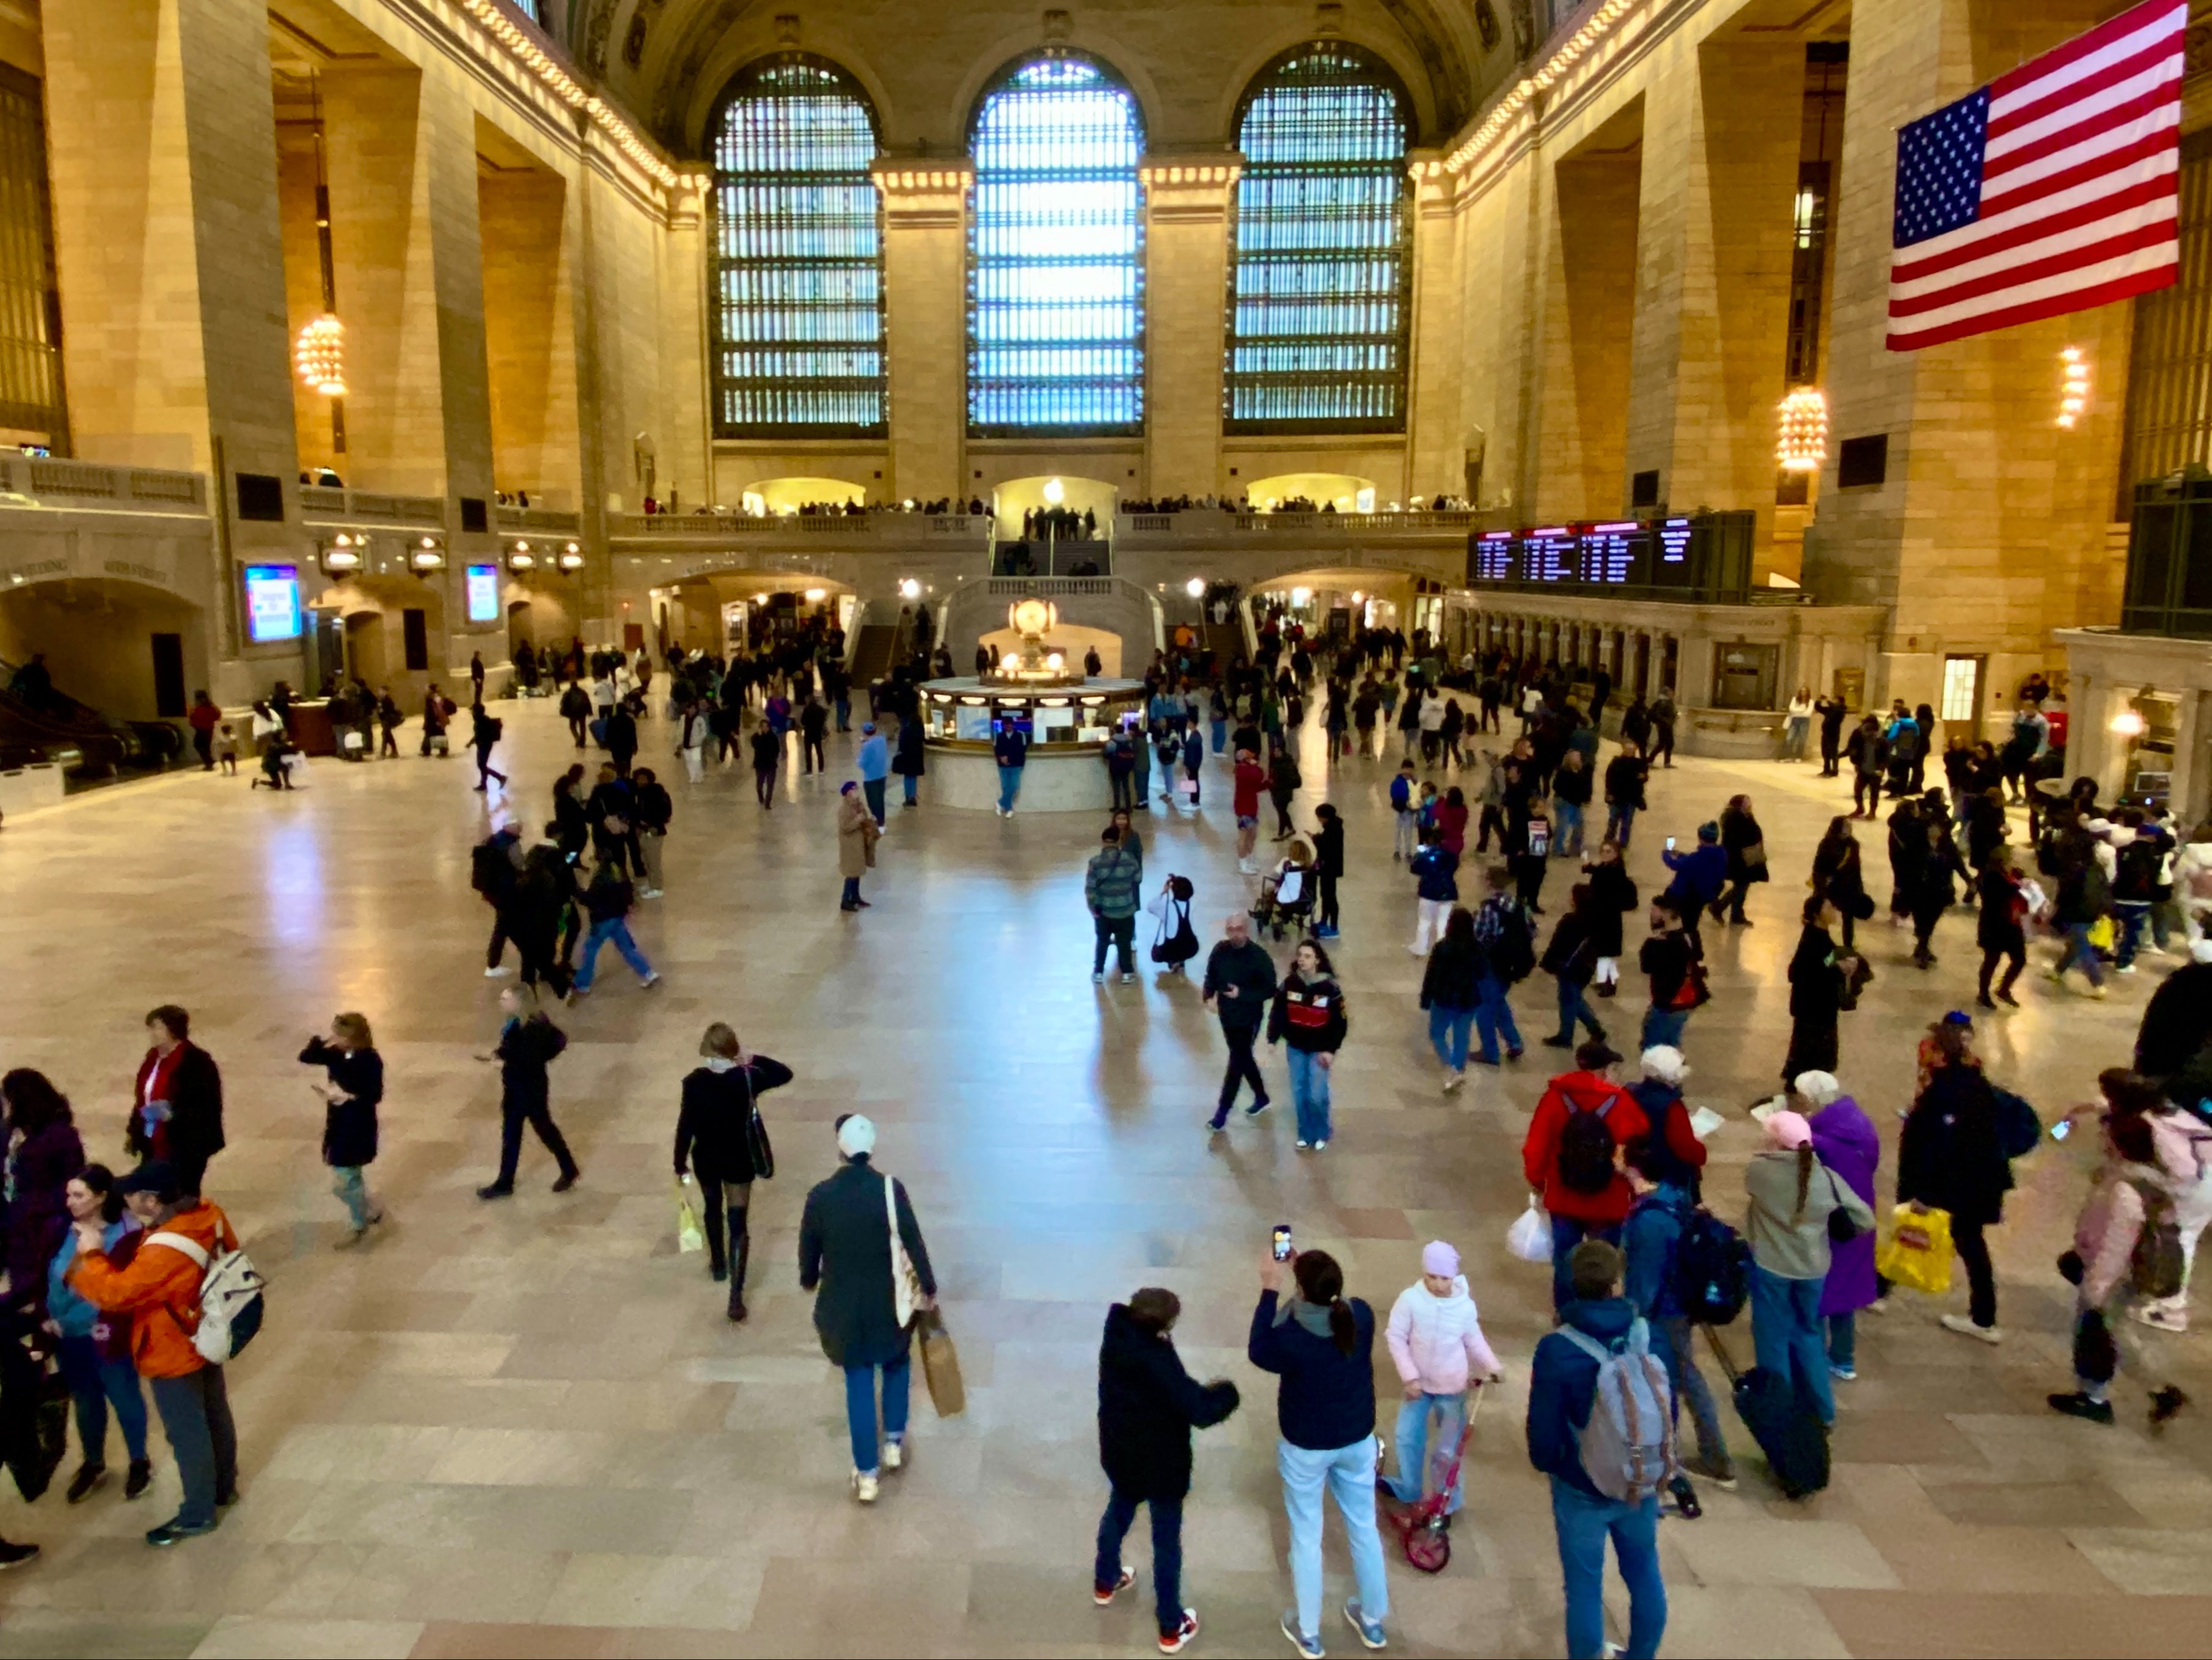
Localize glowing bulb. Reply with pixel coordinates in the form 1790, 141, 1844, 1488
899, 578, 921, 600
1042, 477, 1066, 506
295, 314, 346, 397
1185, 578, 1205, 598
2111, 708, 2146, 738
1777, 386, 1829, 472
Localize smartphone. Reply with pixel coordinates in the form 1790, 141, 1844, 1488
1664, 836, 1677, 852
1271, 1224, 1294, 1262
2051, 1119, 2073, 1142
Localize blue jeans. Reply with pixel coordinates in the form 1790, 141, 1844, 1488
1606, 804, 1636, 847
843, 1355, 910, 1474
1784, 716, 1809, 759
1278, 1436, 1389, 1641
332, 1164, 372, 1230
2055, 920, 2105, 985
1096, 1488, 1184, 1637
1429, 1004, 1476, 1070
2115, 902, 2150, 968
1286, 1047, 1332, 1143
1553, 799, 1584, 856
902, 773, 918, 804
841, 876, 862, 908
57, 1334, 148, 1466
1554, 980, 1602, 1044
1550, 1477, 1666, 1660
1641, 1005, 1688, 1050
1474, 973, 1521, 1062
1827, 1311, 1856, 1372
1550, 1216, 1622, 1311
1383, 1391, 1466, 1514
573, 917, 651, 990
1751, 1264, 1835, 1425
997, 763, 1024, 810
1210, 718, 1226, 754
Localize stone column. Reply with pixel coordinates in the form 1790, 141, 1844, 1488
874, 163, 971, 507
1405, 152, 1463, 499
1141, 156, 1238, 499
660, 175, 709, 509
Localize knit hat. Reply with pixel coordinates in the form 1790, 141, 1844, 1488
1421, 1240, 1460, 1278
835, 1114, 876, 1158
1792, 1071, 1843, 1106
1697, 821, 1719, 842
1639, 1045, 1688, 1086
1765, 1109, 1812, 1150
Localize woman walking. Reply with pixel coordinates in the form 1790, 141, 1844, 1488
1903, 812, 1971, 969
1583, 841, 1638, 999
1898, 1020, 2018, 1343
47, 1166, 151, 1504
1800, 1073, 1880, 1383
298, 1014, 384, 1245
837, 782, 881, 913
1249, 1249, 1390, 1659
1540, 883, 1606, 1049
1811, 817, 1870, 951
673, 1023, 792, 1321
1743, 1109, 1873, 1428
1976, 846, 2030, 1008
469, 701, 507, 791
799, 1115, 936, 1504
1712, 794, 1768, 927
1268, 939, 1349, 1152
475, 985, 579, 1199
1268, 741, 1302, 842
1421, 906, 1481, 1092
1782, 895, 1851, 1085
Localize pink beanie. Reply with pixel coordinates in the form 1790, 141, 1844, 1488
1421, 1240, 1460, 1277
1765, 1109, 1813, 1151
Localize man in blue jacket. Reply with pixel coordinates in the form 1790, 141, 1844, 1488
1660, 822, 1727, 952
1526, 1240, 1668, 1660
856, 722, 890, 828
1620, 1139, 1735, 1500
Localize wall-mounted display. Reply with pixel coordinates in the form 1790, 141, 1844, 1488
243, 564, 302, 643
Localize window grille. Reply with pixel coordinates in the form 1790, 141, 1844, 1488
711, 57, 885, 437
968, 55, 1144, 436
1226, 45, 1409, 433
0, 66, 65, 446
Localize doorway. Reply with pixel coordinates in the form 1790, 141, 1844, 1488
150, 633, 185, 717
1940, 654, 1985, 733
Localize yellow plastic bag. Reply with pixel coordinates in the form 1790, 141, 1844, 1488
675, 1181, 705, 1255
2087, 915, 2115, 952
1874, 1203, 1952, 1295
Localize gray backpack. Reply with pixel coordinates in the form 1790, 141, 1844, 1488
1560, 1318, 1677, 1503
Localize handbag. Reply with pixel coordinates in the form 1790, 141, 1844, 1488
886, 1175, 923, 1330
1823, 1170, 1862, 1244
744, 1073, 776, 1181
917, 1307, 966, 1417
1741, 838, 1767, 870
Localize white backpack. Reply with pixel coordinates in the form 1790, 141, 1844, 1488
1559, 1318, 1677, 1503
147, 1231, 267, 1364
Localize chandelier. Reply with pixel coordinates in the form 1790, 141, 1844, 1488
1776, 386, 1828, 473
295, 314, 346, 398
2057, 347, 2089, 430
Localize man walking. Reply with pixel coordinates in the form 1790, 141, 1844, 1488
995, 721, 1027, 817
1086, 828, 1144, 985
1203, 915, 1278, 1131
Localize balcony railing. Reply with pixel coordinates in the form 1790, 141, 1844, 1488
0, 456, 209, 516
1111, 509, 1476, 547
299, 487, 447, 527
612, 512, 997, 548
496, 505, 582, 534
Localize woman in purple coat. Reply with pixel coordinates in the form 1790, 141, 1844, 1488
1800, 1070, 1881, 1383
1, 1070, 86, 1321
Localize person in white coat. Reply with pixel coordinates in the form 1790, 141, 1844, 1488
1379, 1240, 1501, 1523
2174, 824, 2212, 945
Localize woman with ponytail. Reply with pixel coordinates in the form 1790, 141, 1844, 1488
1248, 1247, 1390, 1658
1744, 1109, 1873, 1430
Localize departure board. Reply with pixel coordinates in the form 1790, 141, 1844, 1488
1526, 526, 1578, 582
1474, 530, 1515, 581
1658, 517, 1693, 565
1462, 510, 1752, 600
1580, 521, 1641, 584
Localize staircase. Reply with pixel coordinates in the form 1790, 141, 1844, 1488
1205, 617, 1248, 667
0, 654, 180, 777
848, 623, 897, 686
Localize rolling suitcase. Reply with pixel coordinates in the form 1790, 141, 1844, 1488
1702, 1324, 1829, 1500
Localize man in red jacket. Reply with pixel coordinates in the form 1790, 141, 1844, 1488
1521, 1041, 1648, 1310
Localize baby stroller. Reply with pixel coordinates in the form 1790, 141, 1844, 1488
1251, 854, 1316, 941
1150, 875, 1198, 973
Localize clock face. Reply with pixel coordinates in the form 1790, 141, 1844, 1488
1011, 598, 1050, 635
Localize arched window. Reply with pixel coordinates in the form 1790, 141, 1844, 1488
710, 56, 885, 436
1226, 45, 1411, 433
507, 0, 540, 24
968, 54, 1144, 436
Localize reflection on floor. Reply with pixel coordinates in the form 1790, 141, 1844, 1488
0, 699, 2205, 1659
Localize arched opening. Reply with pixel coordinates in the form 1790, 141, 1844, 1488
0, 576, 202, 724
311, 576, 447, 701
656, 569, 859, 659
976, 619, 1123, 678
1242, 472, 1377, 513
739, 475, 871, 515
1247, 565, 1420, 647
991, 474, 1118, 525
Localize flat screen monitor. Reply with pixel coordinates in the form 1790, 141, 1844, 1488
243, 564, 301, 643
465, 563, 499, 623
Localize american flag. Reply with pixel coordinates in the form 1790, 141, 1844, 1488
1886, 0, 2185, 353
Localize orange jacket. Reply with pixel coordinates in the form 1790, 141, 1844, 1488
67, 1200, 237, 1378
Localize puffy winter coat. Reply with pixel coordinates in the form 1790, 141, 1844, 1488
1385, 1276, 1500, 1394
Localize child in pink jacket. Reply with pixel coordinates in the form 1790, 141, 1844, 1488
1380, 1240, 1502, 1521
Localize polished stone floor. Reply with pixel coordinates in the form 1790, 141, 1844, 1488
0, 696, 2206, 1659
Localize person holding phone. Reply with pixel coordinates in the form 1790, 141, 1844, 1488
297, 1015, 384, 1246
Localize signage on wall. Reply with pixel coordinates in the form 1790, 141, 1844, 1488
1461, 511, 1754, 600
243, 564, 302, 643
465, 563, 500, 624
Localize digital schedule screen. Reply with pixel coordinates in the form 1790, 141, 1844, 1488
465, 563, 500, 623
1580, 521, 1643, 585
1658, 517, 1693, 565
1526, 527, 1580, 583
1474, 531, 1515, 581
243, 565, 301, 643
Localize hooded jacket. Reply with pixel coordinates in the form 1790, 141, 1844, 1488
1526, 1295, 1638, 1500
1745, 1148, 1875, 1280
1385, 1275, 1500, 1394
1809, 1096, 1882, 1315
1096, 1304, 1240, 1501
1522, 1070, 1650, 1225
68, 1199, 239, 1378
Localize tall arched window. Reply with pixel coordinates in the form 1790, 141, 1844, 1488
969, 54, 1144, 436
1226, 45, 1410, 433
710, 56, 885, 436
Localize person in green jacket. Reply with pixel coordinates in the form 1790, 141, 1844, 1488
1086, 828, 1145, 984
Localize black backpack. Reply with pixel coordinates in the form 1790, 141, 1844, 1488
1494, 904, 1537, 985
1674, 1208, 1752, 1326
1557, 1096, 1621, 1195
471, 839, 514, 898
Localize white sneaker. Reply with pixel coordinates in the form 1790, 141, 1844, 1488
485, 966, 512, 978
1939, 1313, 2003, 1345
1313, 1139, 1328, 1151
1443, 1069, 1465, 1093
1093, 972, 1106, 984
2133, 1302, 2190, 1332
852, 1470, 879, 1503
882, 1439, 904, 1472
1120, 972, 1137, 985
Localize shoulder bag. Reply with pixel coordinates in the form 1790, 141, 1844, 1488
886, 1175, 923, 1330
742, 1068, 775, 1180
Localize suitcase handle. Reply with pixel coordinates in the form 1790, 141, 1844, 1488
1699, 1321, 1744, 1387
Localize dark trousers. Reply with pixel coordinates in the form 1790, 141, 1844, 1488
1955, 1219, 1997, 1329
1979, 942, 2025, 999
486, 913, 510, 971
568, 714, 587, 747
474, 743, 505, 787
380, 724, 399, 757
755, 766, 776, 807
1316, 870, 1339, 931
805, 736, 826, 773
1110, 771, 1135, 811
192, 729, 214, 770
863, 778, 886, 825
1094, 914, 1135, 975
1781, 1018, 1838, 1085
1096, 1488, 1185, 1639
1477, 804, 1507, 852
497, 1097, 577, 1187
1650, 722, 1675, 766
1212, 1024, 1267, 1122
841, 876, 862, 909
147, 1365, 236, 1528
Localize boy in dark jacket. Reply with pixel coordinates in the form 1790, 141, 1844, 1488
476, 986, 577, 1198
1095, 1290, 1239, 1653
1527, 1240, 1668, 1660
569, 860, 661, 999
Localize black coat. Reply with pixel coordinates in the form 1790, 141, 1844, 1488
799, 1157, 936, 1368
127, 1043, 225, 1171
1097, 1304, 1239, 1501
497, 1015, 566, 1111
1583, 860, 1638, 957
673, 1057, 793, 1183
300, 1038, 382, 1167
1786, 925, 1845, 1023
893, 718, 926, 777
1897, 1064, 2014, 1227
1420, 932, 1482, 1010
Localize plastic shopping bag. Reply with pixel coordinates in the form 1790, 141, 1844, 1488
1506, 1198, 1553, 1264
2087, 915, 2115, 952
1873, 1203, 1952, 1295
675, 1181, 704, 1255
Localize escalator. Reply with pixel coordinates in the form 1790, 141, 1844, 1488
848, 623, 896, 687
0, 653, 182, 779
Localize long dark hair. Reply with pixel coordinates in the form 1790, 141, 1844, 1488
1, 1068, 72, 1136
77, 1161, 122, 1227
1293, 1249, 1357, 1356
1442, 905, 1475, 948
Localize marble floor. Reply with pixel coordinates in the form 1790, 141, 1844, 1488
0, 695, 2207, 1659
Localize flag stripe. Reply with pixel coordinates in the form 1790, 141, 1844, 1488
1983, 75, 2181, 177
1981, 102, 2179, 204
1887, 256, 2178, 351
1892, 242, 2177, 337
1990, 0, 2187, 101
1987, 33, 2181, 139
1891, 172, 2178, 286
1889, 212, 2178, 315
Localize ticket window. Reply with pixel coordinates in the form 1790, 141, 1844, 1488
1710, 642, 1778, 711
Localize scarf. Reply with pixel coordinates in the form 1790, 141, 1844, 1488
1275, 1294, 1336, 1339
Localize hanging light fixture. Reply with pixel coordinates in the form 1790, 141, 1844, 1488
2057, 347, 2090, 429
298, 76, 349, 440
1776, 387, 1829, 473
295, 314, 346, 397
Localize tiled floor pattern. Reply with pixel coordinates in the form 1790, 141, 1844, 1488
0, 699, 2204, 1658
